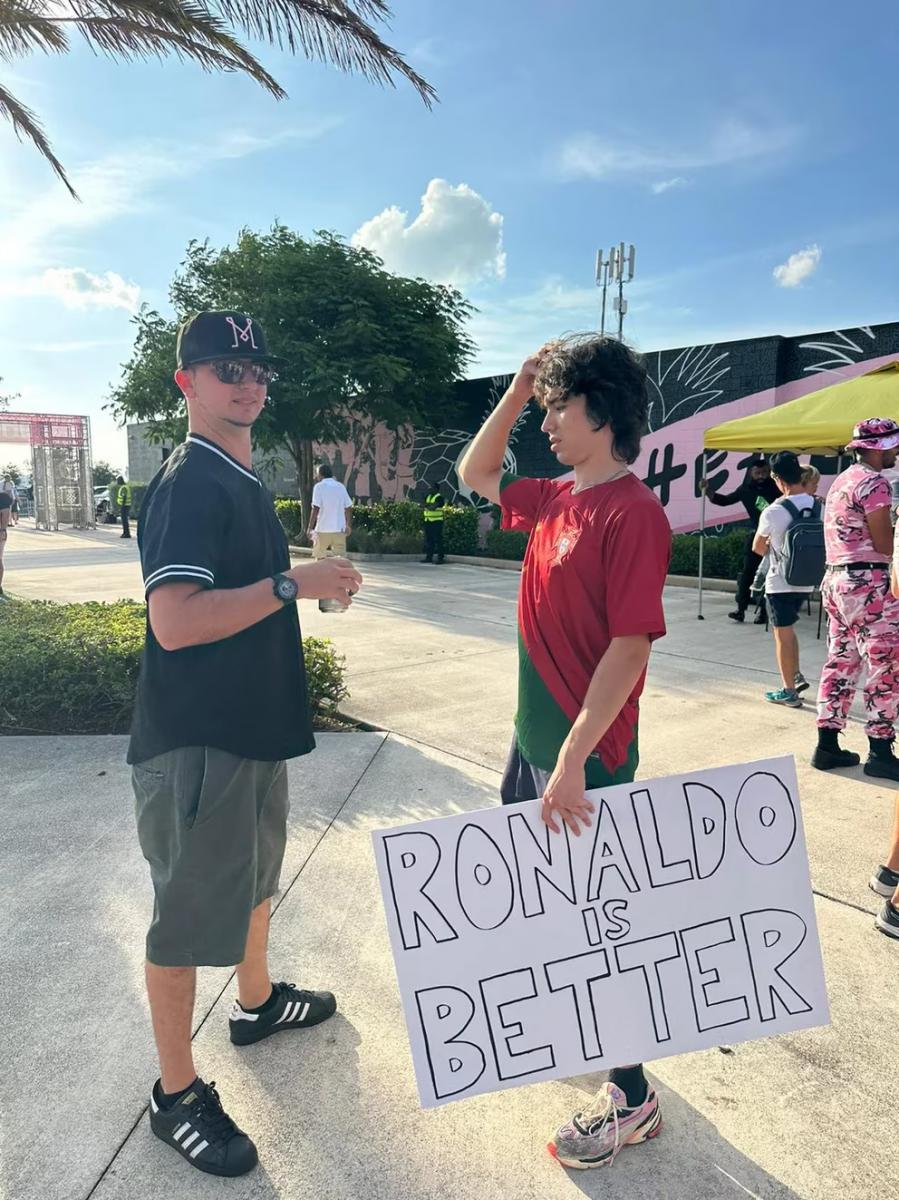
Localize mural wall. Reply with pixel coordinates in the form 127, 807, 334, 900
314, 319, 899, 533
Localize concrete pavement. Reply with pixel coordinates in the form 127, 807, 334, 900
3, 522, 899, 1199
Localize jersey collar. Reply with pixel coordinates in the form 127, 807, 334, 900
186, 433, 261, 485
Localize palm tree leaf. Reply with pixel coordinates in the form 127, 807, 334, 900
0, 81, 77, 196
0, 0, 69, 59
208, 0, 436, 105
51, 0, 286, 96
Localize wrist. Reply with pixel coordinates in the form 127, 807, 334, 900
559, 737, 589, 770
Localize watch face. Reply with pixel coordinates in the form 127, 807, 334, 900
276, 577, 296, 600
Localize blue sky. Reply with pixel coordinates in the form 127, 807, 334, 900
2, 0, 899, 469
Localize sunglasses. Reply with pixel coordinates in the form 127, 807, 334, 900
208, 359, 279, 386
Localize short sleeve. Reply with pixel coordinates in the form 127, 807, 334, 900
604, 501, 671, 641
140, 472, 227, 596
340, 484, 353, 507
857, 473, 891, 514
756, 504, 774, 539
499, 473, 557, 533
311, 482, 323, 507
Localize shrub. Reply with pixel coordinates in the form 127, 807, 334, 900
275, 498, 304, 542
0, 600, 348, 735
442, 506, 479, 555
669, 530, 747, 578
485, 528, 529, 560
351, 500, 422, 539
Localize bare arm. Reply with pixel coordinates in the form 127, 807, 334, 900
865, 505, 893, 557
541, 635, 652, 836
458, 352, 541, 504
307, 505, 320, 536
344, 506, 353, 534
752, 531, 769, 556
148, 557, 363, 652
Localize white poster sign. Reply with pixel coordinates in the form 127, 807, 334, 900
372, 756, 829, 1109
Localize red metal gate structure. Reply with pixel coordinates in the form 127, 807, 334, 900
0, 412, 94, 530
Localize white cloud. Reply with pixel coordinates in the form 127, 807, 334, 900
651, 176, 688, 195
558, 118, 799, 182
773, 244, 822, 288
352, 179, 506, 287
13, 268, 141, 312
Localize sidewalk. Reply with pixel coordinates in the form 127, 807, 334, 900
3, 525, 899, 1199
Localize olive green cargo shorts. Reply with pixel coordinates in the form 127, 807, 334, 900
132, 747, 289, 967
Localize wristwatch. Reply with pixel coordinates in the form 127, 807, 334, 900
272, 573, 299, 605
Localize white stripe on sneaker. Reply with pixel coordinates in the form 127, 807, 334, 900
149, 1092, 159, 1114
173, 1122, 191, 1142
297, 1001, 310, 1023
276, 1001, 295, 1024
181, 1131, 199, 1149
190, 1139, 209, 1159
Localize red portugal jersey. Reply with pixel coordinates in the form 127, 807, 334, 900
500, 471, 671, 786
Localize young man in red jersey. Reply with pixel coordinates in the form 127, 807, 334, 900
460, 334, 671, 1170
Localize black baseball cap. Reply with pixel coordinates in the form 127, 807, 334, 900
176, 310, 285, 369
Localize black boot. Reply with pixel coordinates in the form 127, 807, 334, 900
811, 728, 861, 771
727, 608, 745, 623
753, 604, 768, 625
864, 737, 899, 781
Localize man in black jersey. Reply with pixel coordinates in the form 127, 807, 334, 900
130, 311, 362, 1177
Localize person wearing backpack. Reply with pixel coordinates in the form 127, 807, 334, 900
813, 418, 899, 778
752, 451, 823, 707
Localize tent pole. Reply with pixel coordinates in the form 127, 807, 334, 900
698, 449, 708, 620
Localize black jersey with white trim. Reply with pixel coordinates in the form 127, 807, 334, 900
127, 433, 314, 765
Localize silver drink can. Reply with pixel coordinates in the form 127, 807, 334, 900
318, 549, 350, 613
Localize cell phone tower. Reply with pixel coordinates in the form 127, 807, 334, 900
595, 243, 636, 339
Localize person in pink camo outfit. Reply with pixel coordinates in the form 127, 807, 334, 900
812, 417, 899, 779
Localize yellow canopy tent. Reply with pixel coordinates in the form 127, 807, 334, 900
694, 359, 899, 617
703, 359, 899, 455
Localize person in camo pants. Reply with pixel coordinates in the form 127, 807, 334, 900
812, 417, 899, 781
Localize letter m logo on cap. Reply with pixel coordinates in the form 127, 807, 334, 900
226, 315, 258, 350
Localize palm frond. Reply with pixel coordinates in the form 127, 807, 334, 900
0, 80, 77, 196
209, 0, 436, 106
59, 2, 285, 96
0, 0, 68, 59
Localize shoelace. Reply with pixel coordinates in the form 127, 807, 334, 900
278, 981, 314, 1005
573, 1088, 621, 1159
196, 1083, 239, 1144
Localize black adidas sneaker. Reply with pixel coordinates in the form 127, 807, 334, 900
229, 980, 337, 1046
149, 1077, 258, 1176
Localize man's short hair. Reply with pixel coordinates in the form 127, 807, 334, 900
769, 451, 802, 485
800, 464, 821, 488
317, 463, 333, 478
533, 335, 649, 464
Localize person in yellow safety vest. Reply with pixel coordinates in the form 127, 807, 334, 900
116, 475, 133, 540
422, 487, 446, 564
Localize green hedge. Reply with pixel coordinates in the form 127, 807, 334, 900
485, 528, 530, 560
275, 498, 304, 541
0, 600, 348, 735
669, 530, 747, 578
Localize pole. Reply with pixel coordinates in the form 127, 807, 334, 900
600, 261, 608, 337
697, 450, 708, 620
618, 272, 625, 339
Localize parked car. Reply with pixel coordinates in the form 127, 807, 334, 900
94, 485, 114, 521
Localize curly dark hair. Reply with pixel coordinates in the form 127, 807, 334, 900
533, 334, 649, 464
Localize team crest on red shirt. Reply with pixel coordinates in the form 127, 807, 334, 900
551, 525, 581, 564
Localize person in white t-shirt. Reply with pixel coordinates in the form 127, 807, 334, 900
308, 464, 353, 559
752, 451, 816, 708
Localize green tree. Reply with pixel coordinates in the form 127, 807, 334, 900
1, 1, 435, 198
0, 377, 20, 409
92, 460, 118, 487
1, 462, 21, 484
107, 226, 474, 522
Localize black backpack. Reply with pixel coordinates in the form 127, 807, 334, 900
779, 498, 825, 588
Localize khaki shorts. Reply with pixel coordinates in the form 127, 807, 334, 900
132, 746, 289, 967
312, 532, 347, 559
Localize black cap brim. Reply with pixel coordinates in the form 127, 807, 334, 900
180, 352, 286, 370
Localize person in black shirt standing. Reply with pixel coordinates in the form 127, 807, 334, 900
704, 458, 780, 623
129, 310, 362, 1179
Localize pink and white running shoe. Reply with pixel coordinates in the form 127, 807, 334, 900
548, 1082, 662, 1170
